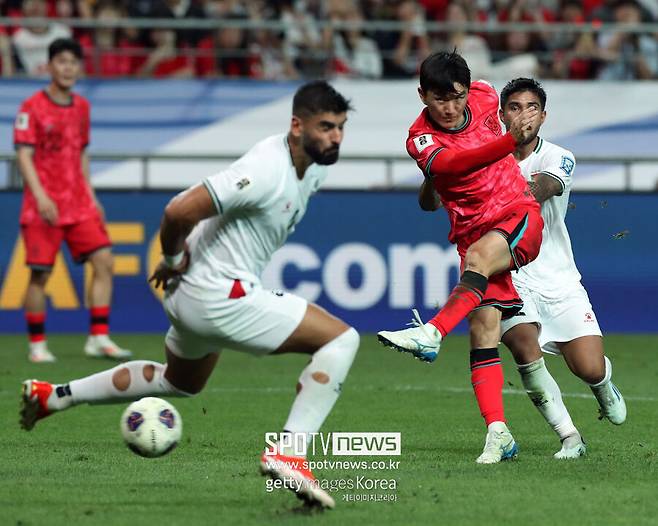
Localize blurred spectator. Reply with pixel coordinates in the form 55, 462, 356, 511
149, 0, 207, 47
12, 0, 71, 75
278, 0, 324, 77
136, 28, 194, 77
435, 1, 493, 79
375, 0, 430, 78
79, 1, 143, 77
597, 0, 657, 80
550, 0, 599, 79
195, 12, 259, 77
1, 26, 15, 75
323, 0, 383, 79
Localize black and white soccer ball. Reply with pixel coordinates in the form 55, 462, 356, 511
120, 397, 182, 458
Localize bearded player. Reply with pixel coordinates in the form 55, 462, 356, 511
20, 81, 358, 509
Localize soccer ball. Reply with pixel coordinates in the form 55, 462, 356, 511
120, 397, 182, 458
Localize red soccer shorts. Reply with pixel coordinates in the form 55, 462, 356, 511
22, 213, 112, 269
458, 204, 543, 318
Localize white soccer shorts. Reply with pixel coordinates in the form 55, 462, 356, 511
163, 278, 308, 359
500, 283, 602, 355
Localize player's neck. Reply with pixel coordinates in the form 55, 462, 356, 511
46, 83, 73, 106
514, 136, 538, 162
286, 133, 311, 180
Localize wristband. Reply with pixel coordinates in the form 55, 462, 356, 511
164, 251, 185, 269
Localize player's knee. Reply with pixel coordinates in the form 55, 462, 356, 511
573, 362, 605, 385
90, 249, 113, 276
112, 367, 131, 391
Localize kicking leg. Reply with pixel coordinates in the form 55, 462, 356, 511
558, 336, 626, 425
502, 323, 585, 459
378, 231, 511, 361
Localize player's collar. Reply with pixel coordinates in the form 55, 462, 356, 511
533, 136, 543, 153
428, 106, 472, 134
43, 89, 73, 107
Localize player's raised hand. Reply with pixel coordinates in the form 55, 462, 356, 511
509, 106, 539, 145
36, 194, 58, 225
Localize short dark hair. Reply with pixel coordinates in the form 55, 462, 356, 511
419, 50, 471, 96
500, 77, 547, 110
48, 38, 83, 61
292, 81, 353, 118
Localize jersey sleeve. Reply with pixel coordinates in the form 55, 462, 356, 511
406, 133, 445, 178
202, 163, 268, 215
540, 148, 576, 195
13, 100, 37, 147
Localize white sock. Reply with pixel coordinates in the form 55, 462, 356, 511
283, 328, 359, 445
48, 360, 193, 411
589, 356, 612, 389
518, 357, 578, 440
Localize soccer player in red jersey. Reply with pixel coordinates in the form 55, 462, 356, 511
14, 38, 131, 363
378, 51, 544, 463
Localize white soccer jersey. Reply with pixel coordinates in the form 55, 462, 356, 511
182, 133, 327, 289
513, 137, 581, 297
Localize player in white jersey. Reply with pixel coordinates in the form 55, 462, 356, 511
19, 81, 358, 509
498, 78, 626, 459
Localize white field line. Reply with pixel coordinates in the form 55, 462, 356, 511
0, 384, 655, 402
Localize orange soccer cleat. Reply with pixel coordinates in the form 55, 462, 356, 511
20, 379, 55, 431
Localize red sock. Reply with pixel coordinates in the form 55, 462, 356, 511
428, 271, 488, 337
26, 311, 46, 343
90, 306, 110, 336
470, 348, 506, 426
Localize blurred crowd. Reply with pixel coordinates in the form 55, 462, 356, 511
0, 0, 657, 80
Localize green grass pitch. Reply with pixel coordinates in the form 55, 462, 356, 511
1, 334, 656, 526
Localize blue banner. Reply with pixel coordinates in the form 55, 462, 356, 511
0, 191, 655, 334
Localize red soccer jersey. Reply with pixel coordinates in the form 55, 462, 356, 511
406, 81, 535, 244
14, 90, 96, 226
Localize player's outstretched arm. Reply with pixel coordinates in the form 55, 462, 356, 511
428, 107, 538, 179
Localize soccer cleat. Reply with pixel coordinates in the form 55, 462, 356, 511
28, 342, 56, 363
260, 452, 335, 509
377, 309, 442, 363
554, 433, 586, 459
20, 379, 55, 430
475, 422, 518, 464
84, 335, 132, 360
591, 381, 626, 425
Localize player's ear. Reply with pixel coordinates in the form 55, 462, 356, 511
540, 110, 547, 126
417, 87, 427, 105
290, 115, 303, 138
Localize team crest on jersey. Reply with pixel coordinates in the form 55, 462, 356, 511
15, 113, 29, 131
484, 114, 502, 136
560, 156, 574, 176
413, 134, 434, 153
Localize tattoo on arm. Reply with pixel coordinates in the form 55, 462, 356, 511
528, 173, 563, 203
